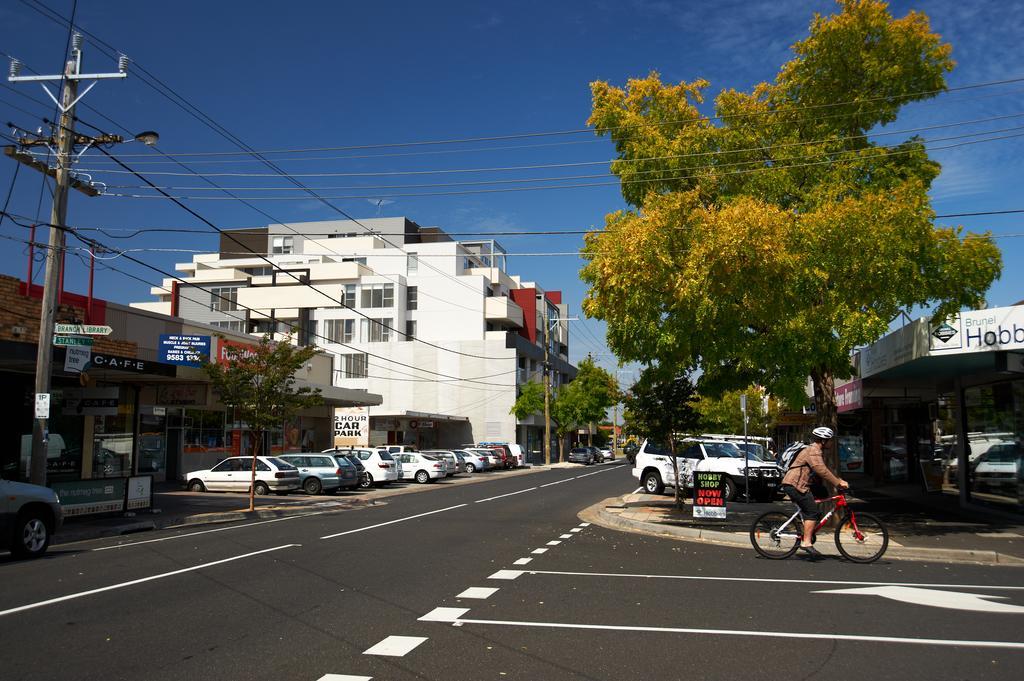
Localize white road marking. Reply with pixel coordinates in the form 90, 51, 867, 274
540, 478, 573, 488
458, 587, 500, 600
427, 615, 1024, 650
363, 636, 428, 657
474, 487, 537, 503
546, 540, 562, 546
317, 675, 372, 681
421, 607, 470, 622
513, 558, 533, 565
632, 486, 643, 494
488, 570, 524, 580
818, 586, 1024, 613
531, 548, 549, 554
321, 504, 467, 539
519, 569, 1024, 591
579, 522, 591, 527
0, 544, 299, 618
569, 528, 582, 533
91, 512, 328, 551
559, 534, 573, 539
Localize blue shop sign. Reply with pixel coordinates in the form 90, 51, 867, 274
158, 334, 211, 367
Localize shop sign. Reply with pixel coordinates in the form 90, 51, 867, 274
126, 475, 153, 511
217, 338, 259, 363
835, 380, 863, 413
64, 345, 91, 373
929, 305, 1024, 354
693, 470, 727, 519
52, 478, 127, 516
90, 352, 177, 377
158, 334, 211, 367
408, 419, 434, 429
156, 383, 208, 406
63, 387, 119, 416
334, 406, 369, 447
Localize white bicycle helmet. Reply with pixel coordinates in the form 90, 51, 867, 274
811, 426, 834, 439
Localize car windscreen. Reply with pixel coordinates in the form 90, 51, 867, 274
703, 443, 743, 458
735, 443, 766, 460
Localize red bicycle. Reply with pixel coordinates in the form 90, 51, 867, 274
749, 490, 889, 563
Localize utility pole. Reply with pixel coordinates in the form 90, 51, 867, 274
542, 300, 551, 466
7, 39, 134, 485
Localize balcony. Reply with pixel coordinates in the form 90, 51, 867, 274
485, 296, 523, 327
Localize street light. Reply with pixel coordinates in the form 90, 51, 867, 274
133, 130, 159, 146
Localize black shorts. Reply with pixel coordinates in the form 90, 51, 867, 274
782, 485, 819, 521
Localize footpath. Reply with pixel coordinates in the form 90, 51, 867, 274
54, 462, 581, 547
581, 484, 1024, 566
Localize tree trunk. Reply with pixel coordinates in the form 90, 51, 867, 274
669, 438, 682, 510
248, 428, 262, 512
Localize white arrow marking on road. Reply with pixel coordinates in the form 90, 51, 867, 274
816, 586, 1024, 613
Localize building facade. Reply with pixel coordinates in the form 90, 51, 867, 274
131, 217, 577, 460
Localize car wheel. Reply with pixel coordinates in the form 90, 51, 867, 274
466, 463, 476, 474
723, 477, 738, 502
188, 479, 206, 493
253, 481, 270, 496
415, 470, 430, 484
304, 477, 323, 495
10, 511, 51, 559
360, 473, 374, 489
643, 471, 665, 495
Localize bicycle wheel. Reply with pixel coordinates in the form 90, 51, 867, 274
834, 511, 889, 563
750, 512, 801, 559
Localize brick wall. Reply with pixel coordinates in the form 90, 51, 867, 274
0, 275, 138, 356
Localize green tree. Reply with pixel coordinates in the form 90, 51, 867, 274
693, 387, 781, 438
623, 366, 700, 507
509, 380, 545, 421
581, 0, 1001, 474
203, 335, 323, 511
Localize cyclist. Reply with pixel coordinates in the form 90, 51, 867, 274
780, 426, 849, 559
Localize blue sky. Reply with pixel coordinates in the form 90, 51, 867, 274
1, 0, 1022, 382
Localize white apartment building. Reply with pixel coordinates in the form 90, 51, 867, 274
130, 217, 576, 459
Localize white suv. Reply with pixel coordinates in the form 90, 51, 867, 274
1, 474, 63, 558
632, 438, 782, 502
326, 447, 399, 487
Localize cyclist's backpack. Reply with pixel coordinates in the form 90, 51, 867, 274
776, 441, 807, 474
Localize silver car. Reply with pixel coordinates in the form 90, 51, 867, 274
423, 450, 464, 475
455, 449, 490, 473
279, 454, 346, 495
1, 474, 63, 558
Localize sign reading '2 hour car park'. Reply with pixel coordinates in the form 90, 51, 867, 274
158, 334, 211, 367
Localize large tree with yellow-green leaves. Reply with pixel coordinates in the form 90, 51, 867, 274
581, 0, 1001, 470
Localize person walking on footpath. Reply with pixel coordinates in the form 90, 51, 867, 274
780, 426, 849, 560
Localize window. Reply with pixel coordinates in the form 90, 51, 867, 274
211, 320, 246, 332
360, 317, 393, 342
343, 284, 356, 308
210, 287, 238, 312
408, 254, 418, 274
271, 236, 294, 254
407, 286, 418, 310
338, 353, 368, 378
405, 320, 416, 341
360, 283, 394, 308
342, 256, 367, 265
243, 266, 273, 276
323, 319, 354, 344
253, 320, 290, 334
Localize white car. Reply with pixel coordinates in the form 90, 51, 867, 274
632, 438, 782, 502
186, 456, 300, 495
395, 452, 447, 483
454, 449, 490, 473
598, 448, 613, 462
325, 447, 399, 487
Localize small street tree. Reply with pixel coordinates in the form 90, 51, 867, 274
568, 358, 621, 445
203, 335, 323, 511
623, 366, 700, 507
694, 387, 780, 439
582, 0, 1002, 474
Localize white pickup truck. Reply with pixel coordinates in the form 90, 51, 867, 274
632, 438, 783, 502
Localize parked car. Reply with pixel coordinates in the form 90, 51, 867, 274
1, 473, 62, 559
972, 444, 1021, 494
331, 452, 369, 489
598, 448, 614, 462
632, 438, 782, 502
325, 447, 399, 487
423, 450, 465, 475
423, 454, 453, 477
279, 453, 358, 494
477, 442, 523, 468
569, 447, 597, 465
467, 448, 501, 469
396, 452, 447, 483
456, 449, 490, 473
186, 456, 301, 496
381, 448, 403, 479
623, 442, 640, 465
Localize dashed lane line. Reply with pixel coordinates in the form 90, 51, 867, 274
317, 675, 372, 681
531, 548, 549, 554
559, 534, 573, 539
363, 636, 428, 657
546, 540, 562, 546
513, 558, 533, 565
474, 487, 538, 503
569, 528, 582, 533
457, 587, 500, 599
320, 504, 467, 539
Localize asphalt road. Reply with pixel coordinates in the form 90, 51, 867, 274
2, 463, 1022, 681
